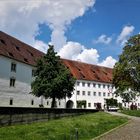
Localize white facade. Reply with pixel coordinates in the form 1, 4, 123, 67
67, 80, 121, 109
0, 55, 140, 109
0, 55, 65, 108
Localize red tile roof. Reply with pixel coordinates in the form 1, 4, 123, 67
62, 59, 113, 83
0, 31, 44, 66
0, 31, 113, 83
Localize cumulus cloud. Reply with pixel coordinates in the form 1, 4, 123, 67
117, 25, 135, 45
58, 41, 84, 59
0, 0, 95, 51
34, 40, 48, 53
59, 41, 116, 68
76, 48, 99, 64
98, 56, 117, 68
93, 34, 112, 44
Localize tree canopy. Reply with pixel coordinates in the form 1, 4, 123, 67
113, 34, 140, 103
31, 45, 76, 108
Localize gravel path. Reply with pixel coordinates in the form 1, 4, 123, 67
97, 112, 140, 140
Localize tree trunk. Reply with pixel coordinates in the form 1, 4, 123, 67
51, 97, 56, 108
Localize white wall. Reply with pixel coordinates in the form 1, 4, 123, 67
0, 55, 65, 108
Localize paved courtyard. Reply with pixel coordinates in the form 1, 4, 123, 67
97, 112, 140, 140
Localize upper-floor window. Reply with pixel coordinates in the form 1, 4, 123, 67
88, 91, 91, 96
103, 84, 105, 88
77, 91, 80, 95
103, 92, 106, 96
107, 85, 110, 88
87, 83, 90, 87
93, 83, 96, 87
82, 91, 85, 95
93, 92, 96, 96
108, 93, 110, 96
98, 84, 101, 88
98, 92, 101, 96
11, 63, 16, 72
10, 78, 16, 87
77, 81, 80, 86
82, 82, 85, 87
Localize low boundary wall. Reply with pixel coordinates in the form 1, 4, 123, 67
0, 107, 98, 126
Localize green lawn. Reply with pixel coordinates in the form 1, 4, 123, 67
121, 110, 140, 117
0, 112, 128, 140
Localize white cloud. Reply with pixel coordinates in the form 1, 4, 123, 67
0, 0, 95, 51
117, 25, 135, 45
34, 40, 48, 53
76, 48, 99, 64
98, 56, 117, 68
93, 34, 112, 44
59, 41, 116, 68
58, 41, 84, 60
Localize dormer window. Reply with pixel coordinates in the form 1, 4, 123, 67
15, 45, 20, 51
0, 39, 6, 45
24, 58, 28, 62
8, 52, 14, 57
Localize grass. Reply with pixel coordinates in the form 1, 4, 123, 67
0, 112, 128, 140
121, 110, 140, 117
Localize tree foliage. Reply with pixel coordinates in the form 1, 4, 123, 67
113, 34, 140, 102
31, 45, 76, 108
106, 98, 118, 107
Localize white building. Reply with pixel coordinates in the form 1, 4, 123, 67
0, 31, 140, 109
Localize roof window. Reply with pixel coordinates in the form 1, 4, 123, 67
0, 39, 6, 45
8, 52, 14, 57
15, 45, 20, 51
24, 58, 28, 62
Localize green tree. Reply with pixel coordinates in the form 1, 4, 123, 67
106, 98, 118, 109
113, 34, 140, 103
31, 45, 76, 108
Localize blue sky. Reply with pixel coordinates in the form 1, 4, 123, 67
0, 0, 140, 67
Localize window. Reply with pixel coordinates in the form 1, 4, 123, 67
9, 98, 13, 105
31, 99, 34, 105
8, 52, 14, 57
77, 91, 80, 95
11, 63, 16, 72
103, 92, 106, 96
24, 58, 28, 62
88, 91, 91, 96
82, 82, 85, 87
59, 101, 61, 106
87, 83, 90, 87
47, 101, 49, 105
93, 83, 96, 87
107, 85, 110, 88
94, 103, 97, 107
98, 92, 101, 96
93, 92, 96, 96
77, 81, 80, 86
15, 45, 20, 51
103, 84, 105, 88
108, 93, 110, 96
98, 84, 101, 88
10, 78, 15, 87
138, 103, 140, 106
0, 39, 6, 45
88, 103, 91, 107
32, 69, 36, 77
82, 91, 85, 95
